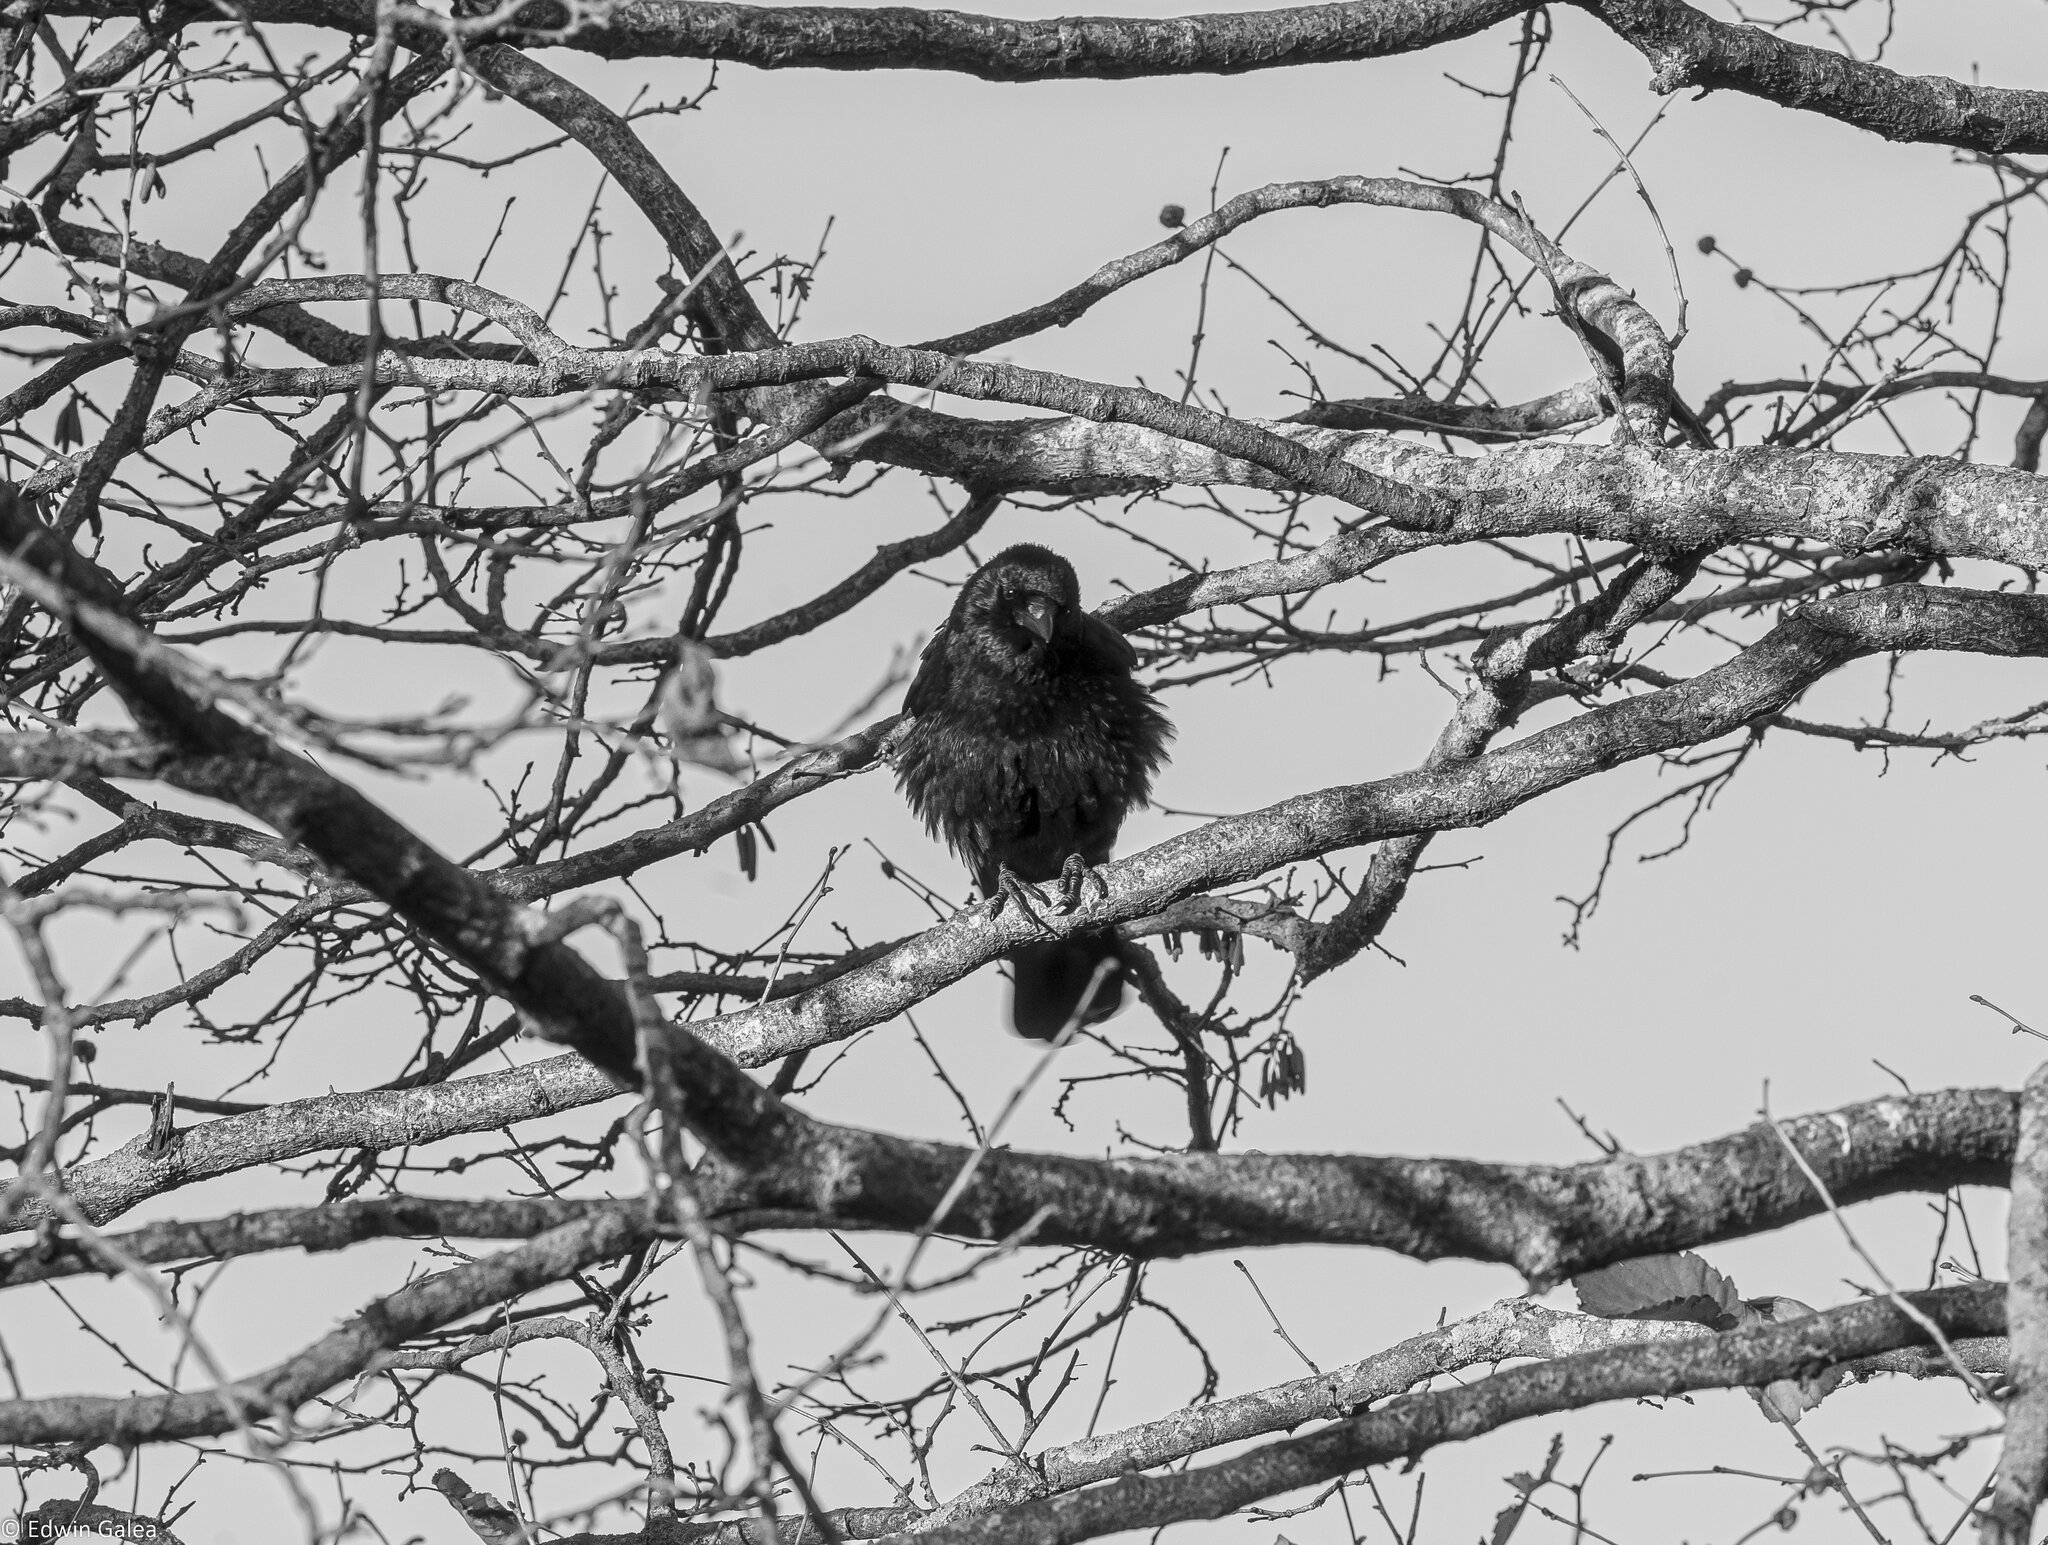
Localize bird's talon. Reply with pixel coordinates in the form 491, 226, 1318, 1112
992, 867, 1059, 936
1054, 854, 1109, 914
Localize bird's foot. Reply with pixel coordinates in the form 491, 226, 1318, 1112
988, 866, 1058, 936
1054, 853, 1112, 914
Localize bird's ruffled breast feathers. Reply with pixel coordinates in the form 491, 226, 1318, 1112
895, 551, 1171, 855
898, 646, 1166, 840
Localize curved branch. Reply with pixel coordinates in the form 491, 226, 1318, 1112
888, 1284, 2007, 1545
1586, 0, 2048, 156
916, 178, 1665, 439
0, 1195, 644, 1289
928, 1295, 2007, 1529
0, 1206, 653, 1444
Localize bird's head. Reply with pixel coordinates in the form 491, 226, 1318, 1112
960, 544, 1084, 658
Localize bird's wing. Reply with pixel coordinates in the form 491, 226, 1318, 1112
903, 624, 953, 717
1079, 613, 1137, 671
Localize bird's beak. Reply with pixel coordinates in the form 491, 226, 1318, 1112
1020, 598, 1056, 643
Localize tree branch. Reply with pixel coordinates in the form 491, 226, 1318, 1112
6, 1073, 2021, 1293
887, 1284, 2008, 1545
1988, 1060, 2048, 1543
0, 1206, 654, 1444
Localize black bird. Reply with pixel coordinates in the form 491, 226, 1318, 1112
896, 544, 1173, 1039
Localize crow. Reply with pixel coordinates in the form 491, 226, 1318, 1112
896, 543, 1173, 1039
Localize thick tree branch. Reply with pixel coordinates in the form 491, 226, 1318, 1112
928, 1295, 2007, 1529
1585, 0, 2048, 155
15, 0, 1523, 80
29, 327, 2048, 574
881, 1285, 2007, 1545
1988, 1061, 2048, 1543
0, 1195, 644, 1289
856, 1278, 2007, 1540
0, 1205, 653, 1444
839, 406, 2048, 568
0, 729, 172, 780
1286, 381, 1602, 442
15, 317, 1450, 530
23, 0, 2044, 169
5, 1069, 2021, 1291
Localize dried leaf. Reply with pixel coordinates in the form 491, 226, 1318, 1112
1488, 1499, 1529, 1545
658, 639, 723, 738
54, 395, 83, 450
1742, 1296, 1847, 1424
1259, 1032, 1307, 1106
1574, 1251, 1744, 1329
657, 639, 744, 776
1489, 1433, 1561, 1543
432, 1468, 527, 1545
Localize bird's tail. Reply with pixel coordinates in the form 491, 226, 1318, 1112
1008, 937, 1126, 1041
